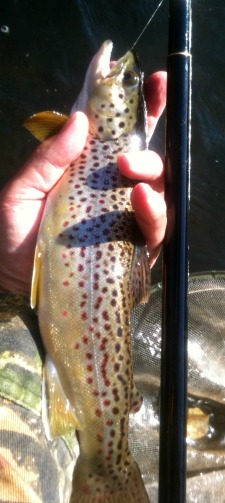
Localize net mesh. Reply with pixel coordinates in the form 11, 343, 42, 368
130, 272, 225, 502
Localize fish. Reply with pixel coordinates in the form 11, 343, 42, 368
24, 40, 151, 503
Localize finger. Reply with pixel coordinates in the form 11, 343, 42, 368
131, 182, 167, 266
2, 111, 88, 200
144, 71, 167, 140
117, 150, 164, 192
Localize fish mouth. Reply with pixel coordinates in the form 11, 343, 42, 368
96, 40, 113, 79
96, 40, 139, 80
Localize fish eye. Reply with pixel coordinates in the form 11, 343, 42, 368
123, 71, 139, 87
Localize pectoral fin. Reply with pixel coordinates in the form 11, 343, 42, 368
23, 111, 69, 142
30, 240, 44, 310
130, 245, 151, 308
43, 357, 81, 440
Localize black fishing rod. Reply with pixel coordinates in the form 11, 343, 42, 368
159, 1, 192, 502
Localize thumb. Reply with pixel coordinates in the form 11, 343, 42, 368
2, 111, 88, 201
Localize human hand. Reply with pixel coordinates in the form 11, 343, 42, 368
0, 113, 88, 295
0, 71, 167, 295
118, 71, 167, 267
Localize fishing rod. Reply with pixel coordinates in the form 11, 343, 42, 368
159, 0, 192, 502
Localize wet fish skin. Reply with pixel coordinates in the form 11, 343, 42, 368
28, 41, 151, 503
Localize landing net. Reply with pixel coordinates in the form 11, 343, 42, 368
130, 272, 225, 502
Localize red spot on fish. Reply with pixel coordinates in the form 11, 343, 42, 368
74, 343, 80, 349
63, 221, 69, 227
103, 399, 110, 406
82, 335, 89, 344
107, 421, 114, 428
94, 296, 103, 309
62, 310, 68, 317
78, 264, 84, 271
82, 312, 87, 320
87, 364, 93, 372
63, 280, 69, 286
93, 390, 99, 396
100, 338, 108, 351
95, 409, 102, 418
62, 253, 67, 258
97, 432, 103, 442
102, 310, 109, 321
101, 353, 109, 366
87, 377, 93, 384
79, 281, 85, 288
96, 250, 102, 260
69, 206, 75, 211
86, 353, 93, 360
89, 325, 94, 332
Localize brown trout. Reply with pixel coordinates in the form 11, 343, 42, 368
26, 40, 151, 503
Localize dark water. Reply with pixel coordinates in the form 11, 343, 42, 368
0, 0, 225, 277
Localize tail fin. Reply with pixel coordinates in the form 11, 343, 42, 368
70, 457, 150, 503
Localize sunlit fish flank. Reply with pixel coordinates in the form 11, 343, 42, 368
25, 40, 151, 503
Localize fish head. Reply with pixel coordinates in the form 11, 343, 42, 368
72, 40, 146, 141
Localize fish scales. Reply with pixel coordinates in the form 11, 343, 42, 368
28, 41, 151, 502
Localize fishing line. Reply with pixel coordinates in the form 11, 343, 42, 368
130, 0, 165, 50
